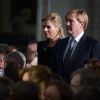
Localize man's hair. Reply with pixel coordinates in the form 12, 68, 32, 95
65, 9, 88, 29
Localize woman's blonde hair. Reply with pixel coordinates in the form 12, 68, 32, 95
42, 13, 65, 38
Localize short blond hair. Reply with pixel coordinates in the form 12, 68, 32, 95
65, 9, 88, 29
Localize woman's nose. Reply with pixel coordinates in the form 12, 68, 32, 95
43, 27, 48, 32
66, 21, 70, 26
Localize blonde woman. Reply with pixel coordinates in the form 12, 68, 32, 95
38, 12, 65, 68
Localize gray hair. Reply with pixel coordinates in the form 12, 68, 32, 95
7, 51, 26, 68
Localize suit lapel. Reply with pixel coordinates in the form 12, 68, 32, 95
71, 34, 87, 59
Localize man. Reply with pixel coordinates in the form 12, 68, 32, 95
52, 9, 100, 83
26, 41, 38, 67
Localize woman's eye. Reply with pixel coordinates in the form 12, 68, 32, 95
43, 26, 51, 29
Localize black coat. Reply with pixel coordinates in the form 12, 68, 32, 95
37, 40, 55, 69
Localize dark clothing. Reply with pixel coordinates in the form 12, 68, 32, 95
52, 34, 100, 83
37, 40, 59, 69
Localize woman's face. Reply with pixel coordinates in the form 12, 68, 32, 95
44, 85, 61, 100
43, 20, 60, 40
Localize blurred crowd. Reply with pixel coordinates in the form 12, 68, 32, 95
0, 8, 100, 100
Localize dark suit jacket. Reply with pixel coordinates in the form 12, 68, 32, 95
53, 34, 100, 82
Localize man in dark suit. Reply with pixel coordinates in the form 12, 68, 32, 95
52, 9, 100, 83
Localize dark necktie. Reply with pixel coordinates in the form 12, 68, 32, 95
63, 38, 76, 63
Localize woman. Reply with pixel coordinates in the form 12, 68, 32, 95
38, 12, 65, 68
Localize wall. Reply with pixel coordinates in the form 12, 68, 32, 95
36, 0, 100, 41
